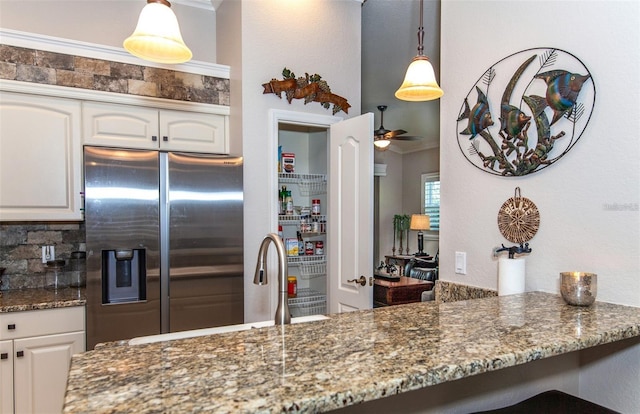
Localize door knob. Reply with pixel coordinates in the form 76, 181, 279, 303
347, 276, 367, 286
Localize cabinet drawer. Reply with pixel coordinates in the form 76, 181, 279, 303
0, 307, 85, 340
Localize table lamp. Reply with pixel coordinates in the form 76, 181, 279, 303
410, 214, 430, 256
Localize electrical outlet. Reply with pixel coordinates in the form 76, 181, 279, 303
455, 251, 466, 274
42, 245, 55, 263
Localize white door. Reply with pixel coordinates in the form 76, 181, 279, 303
328, 113, 374, 313
13, 332, 84, 414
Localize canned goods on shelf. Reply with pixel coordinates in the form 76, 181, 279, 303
305, 241, 314, 256
315, 241, 324, 255
287, 276, 297, 298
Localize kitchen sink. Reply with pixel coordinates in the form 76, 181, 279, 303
128, 314, 329, 345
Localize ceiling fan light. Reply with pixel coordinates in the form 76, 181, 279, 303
374, 139, 391, 149
123, 0, 192, 64
395, 56, 444, 102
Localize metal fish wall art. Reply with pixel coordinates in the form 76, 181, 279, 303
456, 48, 596, 177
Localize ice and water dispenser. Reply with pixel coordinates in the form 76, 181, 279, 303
101, 249, 147, 304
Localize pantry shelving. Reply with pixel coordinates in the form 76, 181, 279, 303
277, 148, 328, 316
278, 173, 327, 196
288, 288, 327, 317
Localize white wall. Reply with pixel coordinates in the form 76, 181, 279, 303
217, 0, 363, 323
376, 150, 404, 263
440, 1, 640, 411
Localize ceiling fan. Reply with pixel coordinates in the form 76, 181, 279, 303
374, 105, 421, 150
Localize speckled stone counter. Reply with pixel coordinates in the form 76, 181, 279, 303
0, 288, 85, 312
64, 292, 640, 413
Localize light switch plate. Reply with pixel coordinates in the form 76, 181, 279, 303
455, 251, 466, 274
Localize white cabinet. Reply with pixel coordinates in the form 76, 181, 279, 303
83, 101, 228, 154
0, 92, 83, 221
0, 307, 85, 414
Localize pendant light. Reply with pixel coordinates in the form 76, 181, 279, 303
123, 0, 193, 64
395, 0, 443, 101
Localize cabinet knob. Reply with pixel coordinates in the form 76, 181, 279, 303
152, 135, 158, 142
16, 351, 24, 358
0, 353, 8, 360
7, 324, 15, 330
163, 136, 168, 142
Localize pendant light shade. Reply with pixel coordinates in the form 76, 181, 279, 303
395, 0, 443, 102
123, 0, 192, 64
395, 56, 443, 101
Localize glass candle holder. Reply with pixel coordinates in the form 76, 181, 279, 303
560, 272, 597, 306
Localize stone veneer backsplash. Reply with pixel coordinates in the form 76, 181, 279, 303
0, 44, 230, 105
0, 222, 85, 290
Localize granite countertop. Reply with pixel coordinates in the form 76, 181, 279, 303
63, 292, 640, 413
0, 288, 86, 312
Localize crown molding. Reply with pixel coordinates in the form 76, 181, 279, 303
0, 28, 230, 79
385, 139, 439, 155
0, 79, 230, 115
172, 0, 217, 11
125, 0, 218, 11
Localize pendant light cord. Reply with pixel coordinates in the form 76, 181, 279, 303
416, 0, 424, 57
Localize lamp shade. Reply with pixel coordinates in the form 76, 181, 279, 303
395, 56, 444, 102
410, 214, 431, 231
123, 0, 192, 64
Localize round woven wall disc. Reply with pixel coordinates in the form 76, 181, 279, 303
497, 188, 540, 243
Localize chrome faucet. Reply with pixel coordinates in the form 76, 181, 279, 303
253, 233, 291, 325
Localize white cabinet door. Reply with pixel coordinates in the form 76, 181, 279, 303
328, 113, 374, 313
0, 340, 13, 414
159, 110, 227, 153
13, 331, 84, 414
83, 102, 229, 154
82, 101, 159, 149
0, 92, 83, 221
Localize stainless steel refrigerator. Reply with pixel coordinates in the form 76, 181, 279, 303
84, 146, 243, 349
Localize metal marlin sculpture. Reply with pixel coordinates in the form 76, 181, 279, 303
456, 48, 595, 176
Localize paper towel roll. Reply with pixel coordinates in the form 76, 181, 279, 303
498, 257, 525, 296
